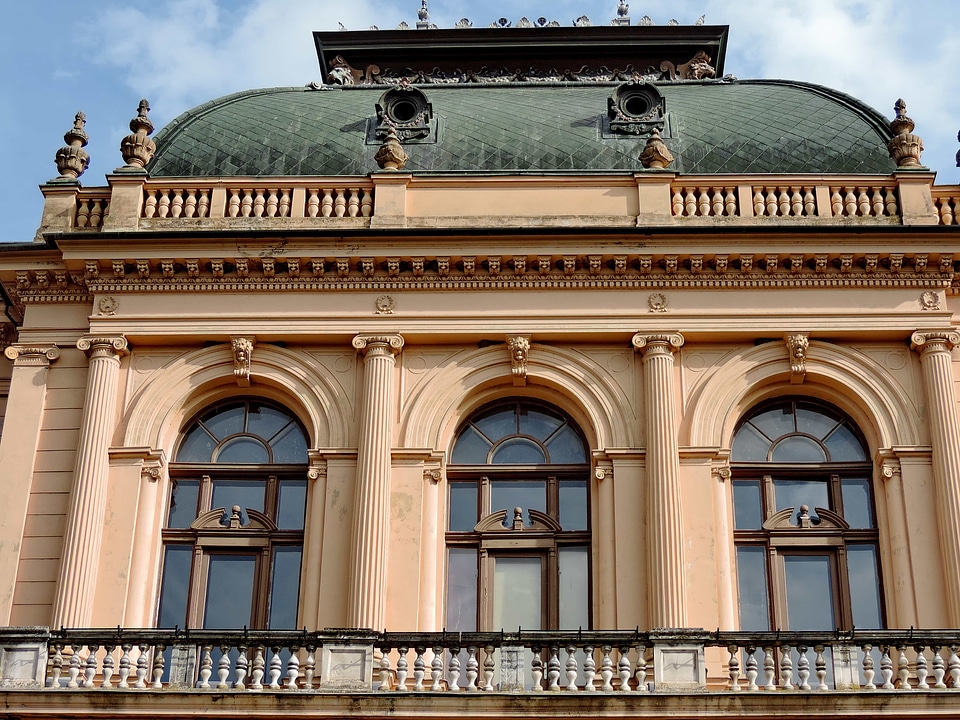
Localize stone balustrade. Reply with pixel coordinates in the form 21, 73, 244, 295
6, 628, 960, 693
933, 189, 959, 225
74, 191, 111, 230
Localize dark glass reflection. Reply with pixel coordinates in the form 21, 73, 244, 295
446, 548, 478, 631
774, 479, 829, 523
732, 480, 762, 530
518, 408, 563, 441
783, 554, 835, 630
491, 481, 546, 525
559, 480, 588, 530
841, 478, 874, 528
491, 437, 546, 464
270, 423, 309, 463
731, 423, 769, 461
212, 479, 266, 523
177, 425, 217, 462
277, 480, 307, 530
473, 407, 517, 442
203, 405, 245, 439
451, 425, 491, 464
268, 547, 302, 629
167, 479, 199, 528
736, 546, 769, 631
545, 425, 588, 463
216, 436, 270, 464
770, 435, 827, 463
158, 546, 192, 627
448, 483, 479, 531
203, 555, 256, 629
847, 545, 882, 628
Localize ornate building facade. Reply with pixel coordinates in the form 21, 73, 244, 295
2, 6, 960, 718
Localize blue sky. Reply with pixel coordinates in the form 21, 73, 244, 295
2, 0, 957, 241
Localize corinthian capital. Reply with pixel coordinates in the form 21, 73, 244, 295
4, 343, 60, 367
910, 330, 960, 354
631, 332, 684, 354
77, 335, 129, 358
352, 333, 404, 356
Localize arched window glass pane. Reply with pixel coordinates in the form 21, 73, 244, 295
795, 406, 841, 439
247, 405, 293, 441
269, 424, 308, 463
491, 437, 546, 464
451, 425, 491, 464
216, 436, 271, 464
490, 480, 546, 520
770, 435, 827, 463
203, 405, 245, 440
211, 479, 265, 520
177, 425, 217, 462
519, 408, 563, 441
545, 425, 588, 463
773, 479, 829, 523
731, 422, 770, 461
750, 406, 795, 439
824, 424, 867, 461
473, 407, 517, 442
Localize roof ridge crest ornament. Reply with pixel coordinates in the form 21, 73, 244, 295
888, 98, 925, 169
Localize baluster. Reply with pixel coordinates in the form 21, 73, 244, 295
583, 645, 596, 691
321, 189, 334, 217
197, 645, 213, 688
949, 645, 960, 688
683, 188, 696, 217
618, 645, 633, 692
727, 645, 741, 691
778, 189, 790, 217
303, 646, 317, 690
183, 190, 197, 218
780, 646, 794, 690
151, 645, 166, 689
430, 646, 443, 691
413, 646, 426, 691
334, 189, 347, 217
765, 189, 778, 217
157, 192, 172, 218
76, 200, 90, 228
361, 188, 373, 217
880, 647, 895, 689
763, 646, 776, 691
857, 188, 870, 216
217, 645, 231, 690
830, 189, 843, 216
745, 646, 758, 691
884, 188, 898, 216
861, 645, 876, 690
933, 646, 946, 688
266, 189, 279, 217
143, 192, 158, 218
250, 647, 265, 690
634, 646, 648, 693
348, 188, 361, 217
843, 188, 857, 216
135, 644, 149, 688
228, 190, 241, 217
306, 190, 320, 217
234, 646, 248, 690
197, 190, 210, 217
253, 190, 266, 218
482, 645, 495, 692
753, 189, 765, 216
711, 188, 724, 217
279, 190, 291, 217
791, 188, 803, 216
268, 647, 283, 689
530, 646, 543, 692
285, 646, 300, 689
697, 187, 710, 217
448, 646, 461, 692
724, 188, 737, 216
871, 188, 884, 216
565, 645, 578, 691
378, 647, 391, 691
101, 644, 115, 688
240, 189, 254, 217
671, 190, 683, 216
600, 645, 614, 691
797, 645, 811, 691
546, 646, 561, 691
396, 646, 409, 691
465, 646, 479, 691
67, 645, 81, 688
898, 647, 912, 690
169, 190, 184, 218
50, 644, 64, 688
815, 646, 828, 691
803, 188, 816, 216
916, 647, 929, 689
945, 199, 957, 225
89, 200, 103, 229
83, 645, 98, 688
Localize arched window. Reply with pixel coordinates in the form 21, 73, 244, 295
446, 400, 591, 631
157, 400, 309, 629
731, 398, 883, 631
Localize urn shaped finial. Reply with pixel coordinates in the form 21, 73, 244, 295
53, 111, 90, 181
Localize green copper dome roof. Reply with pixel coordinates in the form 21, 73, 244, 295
148, 80, 897, 177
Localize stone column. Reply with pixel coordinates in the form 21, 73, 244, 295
348, 333, 403, 629
910, 330, 960, 624
632, 332, 687, 628
52, 335, 128, 628
0, 344, 60, 625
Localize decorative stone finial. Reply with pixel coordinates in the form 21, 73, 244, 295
118, 99, 156, 172
612, 1, 630, 25
639, 127, 674, 169
375, 125, 409, 170
956, 130, 959, 168
53, 111, 90, 182
887, 98, 924, 168
417, 0, 430, 28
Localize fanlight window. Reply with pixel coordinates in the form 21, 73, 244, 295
177, 400, 308, 464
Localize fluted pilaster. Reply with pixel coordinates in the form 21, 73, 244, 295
348, 333, 403, 629
53, 335, 128, 627
632, 332, 687, 628
910, 330, 960, 624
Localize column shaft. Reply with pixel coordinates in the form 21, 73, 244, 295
633, 333, 686, 628
348, 334, 402, 629
52, 336, 128, 627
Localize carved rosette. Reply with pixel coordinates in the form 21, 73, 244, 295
375, 126, 409, 170
888, 99, 924, 168
785, 333, 809, 384
507, 335, 531, 386
54, 112, 90, 181
4, 344, 60, 367
231, 336, 256, 388
119, 99, 156, 170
